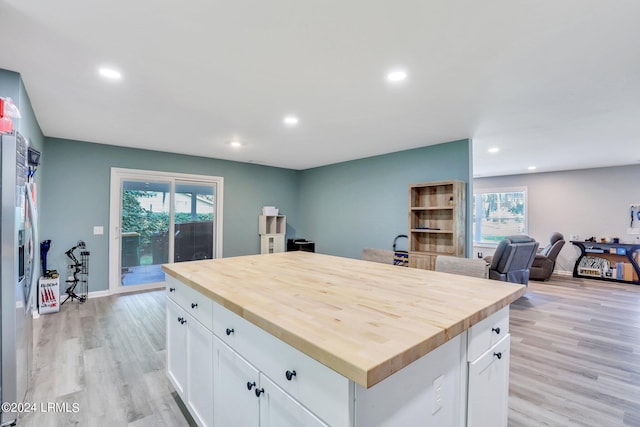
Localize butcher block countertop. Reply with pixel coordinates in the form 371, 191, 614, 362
162, 252, 526, 388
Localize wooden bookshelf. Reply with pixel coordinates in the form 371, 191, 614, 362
408, 181, 466, 270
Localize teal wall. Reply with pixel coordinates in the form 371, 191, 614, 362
40, 138, 300, 292
40, 138, 471, 293
298, 139, 473, 259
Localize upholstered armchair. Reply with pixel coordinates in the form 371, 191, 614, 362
485, 235, 539, 285
530, 232, 565, 281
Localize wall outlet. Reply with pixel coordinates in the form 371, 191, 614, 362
433, 374, 444, 414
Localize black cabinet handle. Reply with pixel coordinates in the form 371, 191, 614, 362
177, 316, 183, 323
494, 352, 502, 360
492, 327, 501, 335
191, 303, 198, 309
247, 381, 256, 391
226, 328, 234, 336
285, 370, 296, 381
169, 287, 175, 292
255, 388, 264, 397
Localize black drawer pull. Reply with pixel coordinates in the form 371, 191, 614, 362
169, 287, 175, 292
285, 370, 296, 381
177, 316, 183, 323
247, 381, 256, 391
494, 352, 502, 360
191, 303, 198, 309
491, 327, 501, 334
255, 388, 264, 397
226, 328, 235, 336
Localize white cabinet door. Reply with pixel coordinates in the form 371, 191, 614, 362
467, 334, 510, 427
259, 374, 327, 427
214, 338, 260, 427
166, 298, 188, 397
187, 315, 214, 427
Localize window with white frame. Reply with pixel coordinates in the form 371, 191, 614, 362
473, 187, 527, 245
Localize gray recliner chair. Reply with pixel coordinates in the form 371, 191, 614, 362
530, 232, 565, 281
485, 235, 539, 285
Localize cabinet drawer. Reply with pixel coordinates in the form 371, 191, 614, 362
166, 276, 213, 331
212, 302, 247, 349
467, 306, 509, 362
213, 303, 351, 427
166, 276, 189, 308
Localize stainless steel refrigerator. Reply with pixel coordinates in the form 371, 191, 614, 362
1, 132, 37, 426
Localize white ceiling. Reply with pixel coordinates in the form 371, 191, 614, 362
1, 0, 639, 177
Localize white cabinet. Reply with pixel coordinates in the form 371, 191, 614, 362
166, 277, 214, 427
467, 306, 509, 362
259, 374, 327, 427
214, 337, 326, 427
166, 298, 188, 396
467, 335, 510, 427
187, 315, 214, 427
166, 274, 515, 427
466, 307, 511, 427
213, 301, 350, 427
214, 338, 259, 427
260, 234, 285, 254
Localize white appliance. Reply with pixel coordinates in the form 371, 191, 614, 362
1, 132, 38, 426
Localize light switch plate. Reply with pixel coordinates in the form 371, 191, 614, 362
93, 226, 104, 235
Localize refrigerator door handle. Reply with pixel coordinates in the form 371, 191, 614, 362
25, 182, 38, 314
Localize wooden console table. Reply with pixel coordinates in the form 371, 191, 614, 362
571, 241, 640, 284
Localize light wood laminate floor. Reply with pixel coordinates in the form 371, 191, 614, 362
509, 275, 640, 426
19, 290, 194, 427
18, 275, 640, 426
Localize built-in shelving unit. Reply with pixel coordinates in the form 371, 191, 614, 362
408, 180, 466, 270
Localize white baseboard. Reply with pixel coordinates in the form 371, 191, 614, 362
88, 290, 111, 298
554, 269, 573, 276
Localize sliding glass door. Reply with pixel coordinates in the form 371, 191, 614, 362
109, 168, 223, 293
174, 181, 216, 262
120, 179, 171, 286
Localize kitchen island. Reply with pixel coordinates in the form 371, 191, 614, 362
162, 251, 525, 427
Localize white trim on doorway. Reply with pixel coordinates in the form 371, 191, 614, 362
108, 167, 224, 294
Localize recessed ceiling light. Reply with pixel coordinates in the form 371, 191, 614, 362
99, 67, 121, 79
528, 166, 537, 171
230, 141, 242, 148
283, 116, 299, 126
98, 67, 122, 79
387, 70, 407, 83
488, 147, 500, 153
